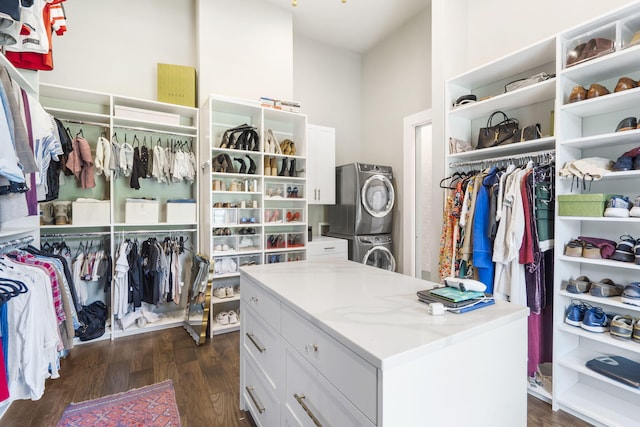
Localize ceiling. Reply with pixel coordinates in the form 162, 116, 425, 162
263, 0, 430, 53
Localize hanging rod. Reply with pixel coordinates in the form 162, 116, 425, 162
115, 228, 196, 235
0, 235, 34, 252
449, 148, 556, 168
58, 118, 110, 128
113, 124, 196, 139
40, 231, 111, 238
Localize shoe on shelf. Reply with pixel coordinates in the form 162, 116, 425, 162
604, 195, 631, 218
634, 319, 640, 343
610, 234, 636, 262
615, 116, 638, 132
622, 282, 640, 307
635, 239, 640, 265
586, 83, 610, 99
589, 278, 624, 297
612, 154, 634, 171
614, 76, 637, 93
565, 300, 590, 327
568, 85, 587, 103
565, 275, 591, 293
582, 242, 601, 259
225, 286, 234, 297
610, 315, 634, 340
564, 239, 584, 257
581, 306, 610, 333
228, 310, 239, 324
630, 196, 640, 217
213, 287, 227, 299
216, 311, 230, 326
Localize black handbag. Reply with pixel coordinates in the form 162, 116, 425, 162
515, 123, 542, 143
477, 111, 519, 149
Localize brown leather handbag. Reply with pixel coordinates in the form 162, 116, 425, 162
515, 123, 542, 142
477, 111, 519, 149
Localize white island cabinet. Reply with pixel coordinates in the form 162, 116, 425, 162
239, 259, 529, 427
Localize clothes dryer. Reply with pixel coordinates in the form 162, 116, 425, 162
331, 233, 396, 271
328, 163, 395, 235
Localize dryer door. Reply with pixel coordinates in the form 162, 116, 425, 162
362, 246, 396, 271
361, 174, 395, 218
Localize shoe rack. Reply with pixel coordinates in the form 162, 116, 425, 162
554, 4, 640, 426
37, 83, 199, 342
199, 95, 308, 337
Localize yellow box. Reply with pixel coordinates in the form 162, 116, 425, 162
157, 63, 197, 107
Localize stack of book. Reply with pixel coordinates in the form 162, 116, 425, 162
416, 286, 494, 313
259, 97, 301, 113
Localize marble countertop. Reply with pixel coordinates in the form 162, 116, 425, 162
240, 259, 529, 369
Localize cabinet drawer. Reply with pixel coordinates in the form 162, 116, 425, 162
285, 348, 375, 427
243, 304, 283, 394
243, 356, 280, 427
281, 305, 377, 424
306, 239, 347, 258
241, 278, 280, 330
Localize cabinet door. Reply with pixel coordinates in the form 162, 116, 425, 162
307, 125, 335, 205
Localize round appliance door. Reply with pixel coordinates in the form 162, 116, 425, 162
361, 174, 395, 218
362, 246, 396, 271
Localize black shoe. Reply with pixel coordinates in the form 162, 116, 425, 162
234, 158, 247, 174
278, 158, 288, 176
289, 158, 296, 177
246, 155, 256, 174
616, 117, 637, 132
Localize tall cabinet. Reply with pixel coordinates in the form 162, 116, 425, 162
38, 83, 200, 341
199, 95, 308, 337
553, 5, 640, 426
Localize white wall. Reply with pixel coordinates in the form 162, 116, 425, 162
40, 0, 196, 100
196, 0, 293, 104
361, 7, 432, 271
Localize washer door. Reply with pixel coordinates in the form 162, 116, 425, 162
362, 246, 396, 271
361, 174, 395, 218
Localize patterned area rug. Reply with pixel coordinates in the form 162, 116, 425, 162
57, 380, 181, 427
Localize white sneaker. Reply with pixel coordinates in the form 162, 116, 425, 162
228, 310, 239, 324
630, 196, 640, 217
225, 286, 235, 297
216, 311, 230, 325
213, 287, 227, 299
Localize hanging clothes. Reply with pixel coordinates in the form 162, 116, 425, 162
65, 135, 96, 190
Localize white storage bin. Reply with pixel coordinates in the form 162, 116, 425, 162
114, 105, 180, 125
72, 199, 110, 225
166, 199, 196, 223
125, 199, 160, 224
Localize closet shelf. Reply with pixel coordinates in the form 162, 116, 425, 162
557, 216, 640, 222
43, 108, 111, 126
559, 129, 640, 149
557, 382, 637, 427
558, 323, 640, 353
113, 118, 197, 137
558, 255, 640, 270
112, 314, 185, 339
447, 137, 555, 163
211, 294, 241, 303
559, 88, 640, 118
559, 289, 640, 312
448, 79, 555, 121
211, 321, 240, 335
560, 44, 640, 84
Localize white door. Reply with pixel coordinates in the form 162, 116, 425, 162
307, 124, 336, 205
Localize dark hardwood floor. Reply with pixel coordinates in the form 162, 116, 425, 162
2, 327, 591, 426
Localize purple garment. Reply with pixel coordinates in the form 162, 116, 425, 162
577, 236, 616, 259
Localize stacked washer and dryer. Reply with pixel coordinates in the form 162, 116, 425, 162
328, 163, 396, 271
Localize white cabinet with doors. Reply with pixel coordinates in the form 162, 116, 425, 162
306, 124, 335, 205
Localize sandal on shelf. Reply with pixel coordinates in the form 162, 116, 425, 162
590, 278, 624, 297
564, 239, 583, 257
566, 276, 591, 294
582, 242, 601, 259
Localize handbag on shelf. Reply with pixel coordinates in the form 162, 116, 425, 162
504, 72, 555, 93
477, 111, 519, 149
448, 137, 473, 154
515, 123, 542, 143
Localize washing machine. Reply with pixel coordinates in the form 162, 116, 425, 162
328, 163, 395, 235
331, 233, 396, 271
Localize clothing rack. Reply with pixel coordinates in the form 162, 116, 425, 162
0, 235, 34, 253
449, 149, 556, 169
57, 117, 110, 128
40, 232, 111, 239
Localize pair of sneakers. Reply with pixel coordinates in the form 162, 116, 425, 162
604, 195, 640, 218
216, 310, 239, 325
565, 300, 610, 333
213, 286, 235, 299
609, 314, 640, 341
610, 234, 640, 265
214, 257, 238, 275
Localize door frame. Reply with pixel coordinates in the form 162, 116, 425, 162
402, 109, 432, 277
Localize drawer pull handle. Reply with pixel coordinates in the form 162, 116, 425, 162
294, 393, 323, 427
246, 386, 265, 414
305, 344, 319, 353
323, 246, 335, 250
250, 296, 259, 303
246, 332, 266, 353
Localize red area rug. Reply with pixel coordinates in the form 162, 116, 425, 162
57, 379, 181, 427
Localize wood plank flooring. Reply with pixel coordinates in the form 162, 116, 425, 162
2, 327, 591, 426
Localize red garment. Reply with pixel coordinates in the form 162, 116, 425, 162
519, 169, 534, 265
5, 1, 66, 71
